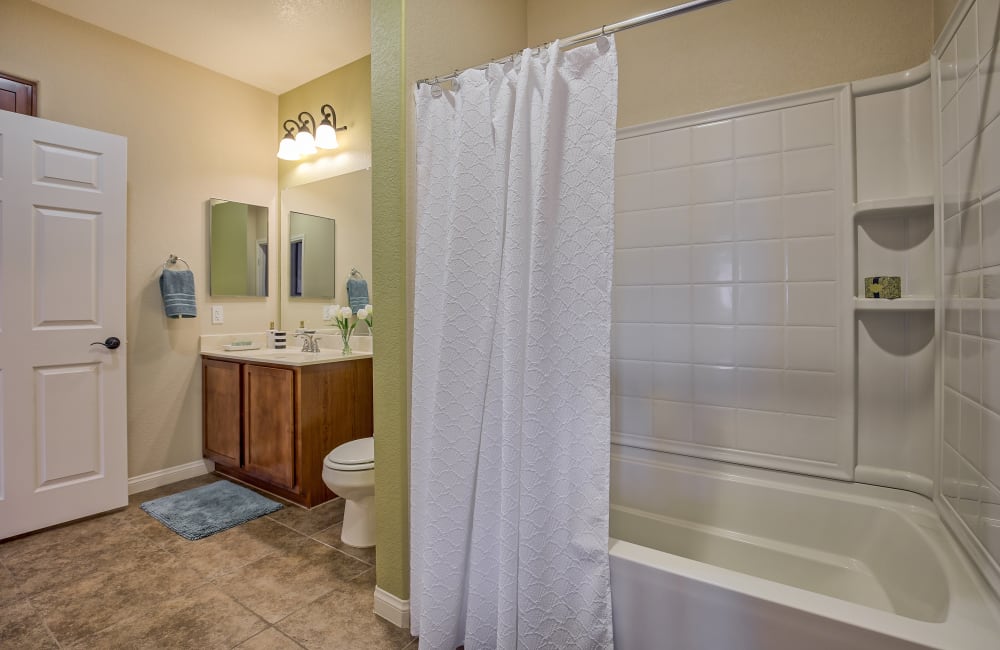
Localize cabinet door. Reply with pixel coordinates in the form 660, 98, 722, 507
243, 364, 296, 490
203, 359, 241, 465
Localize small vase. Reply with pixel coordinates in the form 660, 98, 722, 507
341, 331, 352, 355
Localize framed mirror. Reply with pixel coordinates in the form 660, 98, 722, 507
209, 199, 269, 297
280, 168, 371, 328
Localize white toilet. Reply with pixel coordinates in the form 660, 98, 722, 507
322, 436, 375, 548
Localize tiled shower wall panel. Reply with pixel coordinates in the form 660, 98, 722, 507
940, 0, 1000, 565
611, 89, 851, 478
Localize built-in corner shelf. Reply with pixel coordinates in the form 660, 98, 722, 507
853, 296, 935, 311
852, 196, 934, 220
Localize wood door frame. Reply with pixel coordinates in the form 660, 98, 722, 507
0, 72, 37, 116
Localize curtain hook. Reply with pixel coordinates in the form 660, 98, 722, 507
601, 24, 607, 36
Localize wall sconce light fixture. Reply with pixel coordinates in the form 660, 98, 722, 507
277, 104, 347, 161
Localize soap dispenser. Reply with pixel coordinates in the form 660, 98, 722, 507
267, 321, 287, 349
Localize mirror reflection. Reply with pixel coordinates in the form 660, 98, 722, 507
209, 199, 269, 297
280, 168, 372, 329
288, 211, 336, 298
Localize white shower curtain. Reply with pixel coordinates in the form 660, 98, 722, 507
410, 37, 618, 649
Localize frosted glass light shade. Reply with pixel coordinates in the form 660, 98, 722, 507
315, 123, 340, 149
295, 129, 317, 155
277, 136, 300, 160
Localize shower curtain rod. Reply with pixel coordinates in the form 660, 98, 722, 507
417, 0, 733, 87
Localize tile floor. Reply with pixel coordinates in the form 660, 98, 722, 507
0, 474, 416, 649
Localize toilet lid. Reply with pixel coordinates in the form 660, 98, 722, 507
325, 436, 374, 467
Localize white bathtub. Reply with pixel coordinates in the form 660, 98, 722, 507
609, 447, 1000, 650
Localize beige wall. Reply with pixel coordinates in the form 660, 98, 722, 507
281, 170, 373, 330
0, 0, 279, 478
527, 0, 935, 127
279, 56, 372, 191
936, 0, 962, 39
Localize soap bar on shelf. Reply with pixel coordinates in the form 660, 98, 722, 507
223, 342, 261, 351
864, 276, 901, 299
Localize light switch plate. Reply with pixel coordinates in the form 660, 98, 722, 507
323, 305, 335, 321
211, 305, 224, 324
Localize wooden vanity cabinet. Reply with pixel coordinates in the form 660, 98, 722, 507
201, 356, 373, 508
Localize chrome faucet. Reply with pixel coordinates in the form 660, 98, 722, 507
296, 331, 320, 353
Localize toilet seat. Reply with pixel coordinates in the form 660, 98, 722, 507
324, 437, 374, 471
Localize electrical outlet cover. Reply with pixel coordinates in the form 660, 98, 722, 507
211, 305, 224, 324
323, 305, 335, 320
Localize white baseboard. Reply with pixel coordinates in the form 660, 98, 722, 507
374, 586, 410, 629
128, 459, 215, 495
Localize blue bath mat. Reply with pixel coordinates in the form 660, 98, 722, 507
140, 480, 283, 540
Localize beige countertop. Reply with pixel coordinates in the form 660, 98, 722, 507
200, 331, 373, 367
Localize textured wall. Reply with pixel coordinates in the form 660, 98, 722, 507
527, 0, 935, 127
0, 0, 278, 478
370, 0, 529, 603
372, 0, 409, 601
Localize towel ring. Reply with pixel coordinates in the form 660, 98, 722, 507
163, 254, 190, 270
350, 268, 365, 279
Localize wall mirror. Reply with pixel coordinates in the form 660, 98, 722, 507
279, 168, 371, 328
288, 211, 336, 299
208, 199, 269, 297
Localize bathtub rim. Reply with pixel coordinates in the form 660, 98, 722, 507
608, 537, 990, 650
609, 446, 1000, 649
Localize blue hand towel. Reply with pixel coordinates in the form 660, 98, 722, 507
347, 277, 369, 314
160, 269, 197, 318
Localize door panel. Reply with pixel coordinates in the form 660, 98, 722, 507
33, 207, 101, 326
0, 111, 127, 539
244, 364, 295, 490
203, 359, 241, 466
34, 364, 102, 487
33, 141, 103, 190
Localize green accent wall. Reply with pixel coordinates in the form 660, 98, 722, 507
372, 0, 409, 600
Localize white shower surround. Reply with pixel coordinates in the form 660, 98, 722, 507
606, 4, 1000, 641
611, 85, 855, 479
936, 0, 1000, 597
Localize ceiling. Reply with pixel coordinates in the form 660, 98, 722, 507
31, 0, 371, 95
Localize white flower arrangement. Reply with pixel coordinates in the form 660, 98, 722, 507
330, 304, 357, 354
358, 303, 373, 330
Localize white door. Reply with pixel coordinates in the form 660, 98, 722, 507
0, 110, 127, 539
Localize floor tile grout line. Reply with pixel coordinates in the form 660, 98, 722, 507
67, 578, 246, 649
235, 625, 309, 650
28, 556, 214, 649
269, 566, 377, 632
39, 614, 62, 649
218, 585, 272, 647
264, 515, 320, 537
309, 535, 375, 567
